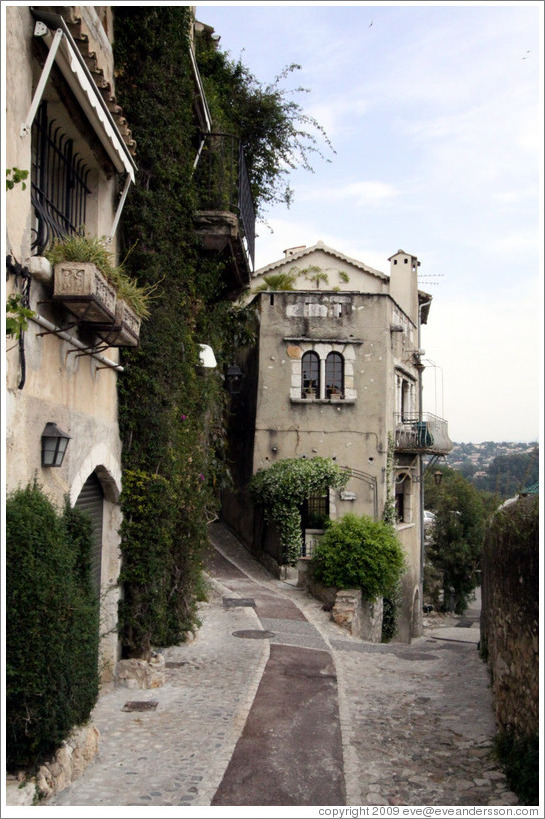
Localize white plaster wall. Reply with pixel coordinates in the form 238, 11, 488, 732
5, 5, 124, 684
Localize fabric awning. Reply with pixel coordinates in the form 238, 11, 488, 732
26, 8, 136, 181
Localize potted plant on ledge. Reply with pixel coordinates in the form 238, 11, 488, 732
46, 235, 153, 346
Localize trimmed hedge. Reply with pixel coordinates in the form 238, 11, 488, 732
6, 483, 99, 772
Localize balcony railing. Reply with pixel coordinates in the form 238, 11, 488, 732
394, 412, 453, 454
194, 132, 255, 274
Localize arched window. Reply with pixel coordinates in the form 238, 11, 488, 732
301, 351, 320, 398
325, 352, 344, 397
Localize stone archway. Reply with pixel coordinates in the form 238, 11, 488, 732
70, 450, 123, 686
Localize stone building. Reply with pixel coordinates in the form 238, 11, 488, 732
222, 241, 452, 641
4, 5, 139, 685
4, 5, 255, 687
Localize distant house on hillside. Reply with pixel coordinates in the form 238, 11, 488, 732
222, 241, 453, 642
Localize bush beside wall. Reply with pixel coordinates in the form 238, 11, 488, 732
5, 483, 99, 772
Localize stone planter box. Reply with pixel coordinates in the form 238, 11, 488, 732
53, 261, 117, 323
93, 300, 142, 347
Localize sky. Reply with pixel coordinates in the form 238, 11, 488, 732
196, 1, 543, 444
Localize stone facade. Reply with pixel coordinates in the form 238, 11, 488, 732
223, 241, 451, 642
480, 495, 539, 740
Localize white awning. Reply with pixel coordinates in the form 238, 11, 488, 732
24, 10, 136, 182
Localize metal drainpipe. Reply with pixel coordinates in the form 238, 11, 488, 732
418, 300, 432, 614
30, 314, 124, 372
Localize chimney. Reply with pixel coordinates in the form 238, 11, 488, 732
387, 249, 420, 324
283, 246, 306, 258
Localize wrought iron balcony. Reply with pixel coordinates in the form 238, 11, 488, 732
394, 412, 453, 454
193, 132, 255, 294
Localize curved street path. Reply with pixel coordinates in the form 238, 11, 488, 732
46, 521, 519, 809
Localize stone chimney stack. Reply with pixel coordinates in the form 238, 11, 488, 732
387, 249, 420, 324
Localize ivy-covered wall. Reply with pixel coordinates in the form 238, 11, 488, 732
111, 6, 332, 658
113, 6, 243, 657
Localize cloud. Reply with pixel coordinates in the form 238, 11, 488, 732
297, 179, 399, 207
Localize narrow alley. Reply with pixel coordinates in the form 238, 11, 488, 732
47, 521, 518, 809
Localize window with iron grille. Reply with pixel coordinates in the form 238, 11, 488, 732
302, 493, 330, 528
325, 352, 344, 397
31, 102, 91, 253
301, 351, 320, 398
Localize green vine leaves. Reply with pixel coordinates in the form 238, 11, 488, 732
249, 457, 349, 565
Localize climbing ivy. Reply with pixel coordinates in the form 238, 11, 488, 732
113, 6, 240, 656
249, 457, 349, 565
112, 6, 327, 656
382, 432, 396, 525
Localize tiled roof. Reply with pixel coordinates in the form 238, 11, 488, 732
65, 16, 137, 158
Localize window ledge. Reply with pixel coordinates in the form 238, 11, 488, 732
291, 398, 356, 405
395, 522, 416, 530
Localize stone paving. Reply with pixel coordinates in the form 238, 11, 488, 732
46, 521, 519, 809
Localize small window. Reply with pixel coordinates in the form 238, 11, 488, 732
395, 473, 412, 524
325, 352, 344, 397
302, 351, 320, 398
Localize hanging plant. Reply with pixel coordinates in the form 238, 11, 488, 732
249, 457, 349, 565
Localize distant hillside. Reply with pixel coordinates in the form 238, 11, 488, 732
448, 442, 539, 498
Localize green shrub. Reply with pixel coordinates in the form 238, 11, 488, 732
6, 483, 99, 772
494, 729, 539, 805
312, 514, 405, 601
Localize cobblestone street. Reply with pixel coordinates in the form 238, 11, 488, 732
40, 522, 518, 811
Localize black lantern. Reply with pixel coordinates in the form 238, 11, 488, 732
225, 365, 244, 395
434, 470, 443, 486
41, 422, 71, 467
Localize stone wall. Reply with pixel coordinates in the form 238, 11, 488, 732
305, 562, 383, 642
5, 724, 99, 806
480, 494, 539, 739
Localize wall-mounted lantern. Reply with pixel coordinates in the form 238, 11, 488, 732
225, 364, 244, 395
41, 422, 71, 467
434, 470, 443, 486
198, 344, 217, 368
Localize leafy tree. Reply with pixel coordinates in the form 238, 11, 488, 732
479, 447, 539, 497
302, 265, 329, 289
424, 467, 497, 613
195, 31, 334, 217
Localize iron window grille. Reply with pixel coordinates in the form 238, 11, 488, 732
31, 102, 91, 253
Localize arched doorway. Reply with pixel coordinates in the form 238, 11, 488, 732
75, 471, 104, 601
